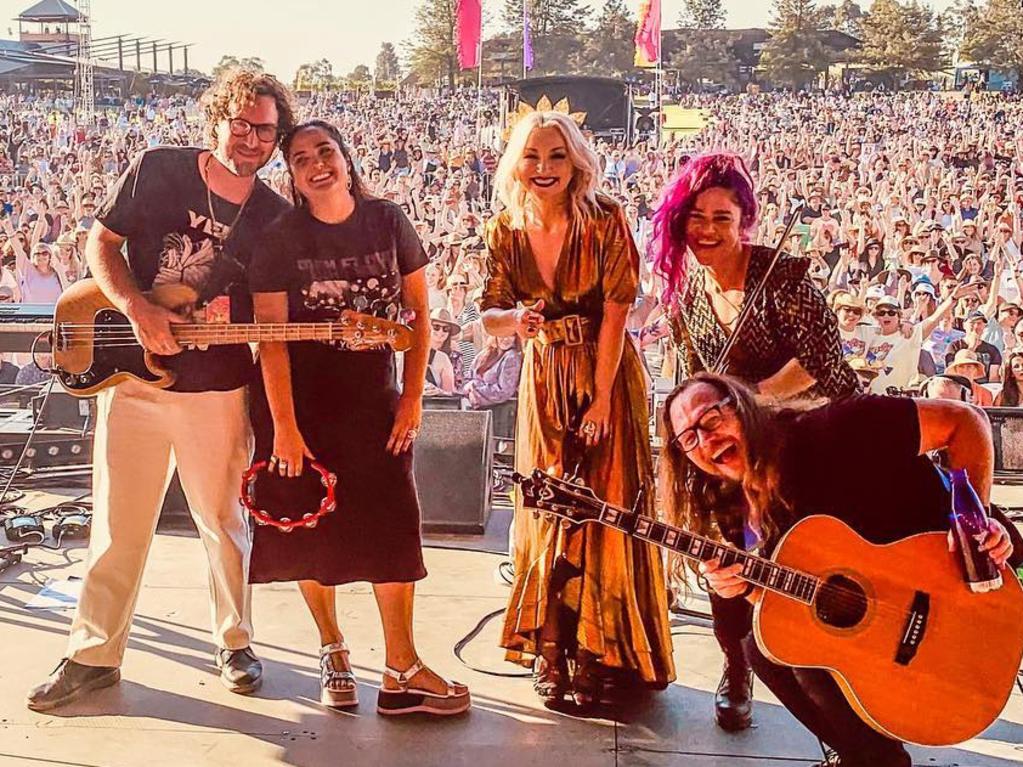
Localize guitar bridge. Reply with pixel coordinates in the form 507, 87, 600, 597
895, 591, 929, 666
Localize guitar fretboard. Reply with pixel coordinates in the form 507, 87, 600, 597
171, 323, 389, 345
595, 500, 820, 603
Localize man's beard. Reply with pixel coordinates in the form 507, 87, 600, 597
218, 149, 265, 178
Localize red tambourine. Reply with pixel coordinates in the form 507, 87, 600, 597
240, 459, 338, 533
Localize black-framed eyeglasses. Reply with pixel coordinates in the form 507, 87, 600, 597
873, 309, 899, 317
228, 117, 278, 143
672, 396, 733, 453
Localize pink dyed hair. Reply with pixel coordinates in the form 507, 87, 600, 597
651, 153, 759, 305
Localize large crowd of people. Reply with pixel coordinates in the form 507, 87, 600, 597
12, 67, 1022, 767
1, 87, 1021, 405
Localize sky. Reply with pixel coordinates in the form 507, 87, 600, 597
0, 0, 959, 83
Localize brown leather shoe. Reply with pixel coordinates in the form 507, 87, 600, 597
27, 659, 120, 712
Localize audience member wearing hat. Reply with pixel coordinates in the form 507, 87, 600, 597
945, 310, 1002, 384
863, 284, 964, 395
944, 348, 994, 405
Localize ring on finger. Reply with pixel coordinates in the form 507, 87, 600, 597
407, 428, 419, 440
583, 422, 596, 435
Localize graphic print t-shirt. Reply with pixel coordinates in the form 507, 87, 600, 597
97, 147, 290, 391
248, 199, 428, 348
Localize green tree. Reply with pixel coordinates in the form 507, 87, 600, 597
818, 0, 866, 37
211, 55, 265, 80
375, 42, 401, 83
671, 31, 742, 90
760, 0, 828, 89
502, 0, 590, 36
406, 0, 459, 87
858, 0, 947, 85
501, 0, 590, 73
960, 0, 1023, 78
294, 58, 334, 91
211, 55, 239, 80
578, 0, 634, 76
677, 0, 726, 29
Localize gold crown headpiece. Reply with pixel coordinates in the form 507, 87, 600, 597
503, 96, 587, 141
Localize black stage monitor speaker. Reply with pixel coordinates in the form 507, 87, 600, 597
508, 76, 630, 136
415, 409, 493, 534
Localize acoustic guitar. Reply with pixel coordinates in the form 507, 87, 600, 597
48, 279, 414, 397
513, 468, 1023, 747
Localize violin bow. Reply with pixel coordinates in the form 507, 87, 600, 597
711, 202, 806, 374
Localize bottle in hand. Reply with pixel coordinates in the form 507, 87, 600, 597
949, 468, 1003, 593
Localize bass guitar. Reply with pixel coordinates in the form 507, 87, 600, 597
513, 468, 1023, 747
48, 279, 414, 397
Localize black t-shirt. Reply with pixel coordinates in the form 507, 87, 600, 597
776, 396, 950, 545
249, 197, 427, 326
97, 146, 290, 392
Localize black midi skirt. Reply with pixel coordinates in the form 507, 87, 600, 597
247, 344, 427, 586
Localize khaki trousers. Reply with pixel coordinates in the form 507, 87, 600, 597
67, 379, 253, 667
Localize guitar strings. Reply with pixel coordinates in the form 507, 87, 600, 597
548, 483, 912, 621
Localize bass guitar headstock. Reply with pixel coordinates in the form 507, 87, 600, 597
334, 311, 413, 351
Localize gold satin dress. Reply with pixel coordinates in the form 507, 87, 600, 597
482, 201, 675, 686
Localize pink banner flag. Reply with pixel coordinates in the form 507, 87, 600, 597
634, 0, 661, 67
457, 0, 482, 70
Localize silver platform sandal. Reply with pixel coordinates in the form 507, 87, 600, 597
319, 641, 358, 708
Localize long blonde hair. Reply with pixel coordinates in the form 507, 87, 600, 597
494, 112, 600, 229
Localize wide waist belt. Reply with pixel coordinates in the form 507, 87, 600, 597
535, 315, 597, 347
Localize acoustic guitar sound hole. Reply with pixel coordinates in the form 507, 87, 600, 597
814, 574, 868, 629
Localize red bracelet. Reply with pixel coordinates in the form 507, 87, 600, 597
240, 460, 338, 533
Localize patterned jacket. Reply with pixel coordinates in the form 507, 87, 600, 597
671, 245, 860, 400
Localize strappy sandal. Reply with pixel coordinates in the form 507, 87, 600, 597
533, 641, 570, 704
376, 658, 471, 716
319, 641, 358, 708
572, 650, 605, 709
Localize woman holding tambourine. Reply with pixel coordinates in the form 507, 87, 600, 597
246, 120, 469, 716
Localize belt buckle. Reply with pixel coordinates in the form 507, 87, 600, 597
563, 315, 583, 347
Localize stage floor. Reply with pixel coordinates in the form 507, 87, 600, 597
0, 490, 1021, 767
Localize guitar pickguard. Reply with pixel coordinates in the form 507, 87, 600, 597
56, 309, 160, 392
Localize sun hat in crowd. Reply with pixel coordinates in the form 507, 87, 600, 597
847, 357, 880, 380
965, 309, 988, 324
913, 282, 936, 297
998, 302, 1021, 315
834, 293, 864, 311
429, 308, 461, 334
945, 349, 986, 378
865, 285, 888, 301
874, 295, 901, 311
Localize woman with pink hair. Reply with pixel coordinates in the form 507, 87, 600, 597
651, 152, 858, 733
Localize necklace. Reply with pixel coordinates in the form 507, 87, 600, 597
704, 269, 745, 326
203, 152, 253, 241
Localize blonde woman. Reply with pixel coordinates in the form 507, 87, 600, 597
480, 111, 675, 707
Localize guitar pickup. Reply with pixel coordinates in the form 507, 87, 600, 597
895, 591, 930, 666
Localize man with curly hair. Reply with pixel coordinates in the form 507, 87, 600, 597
28, 68, 296, 711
